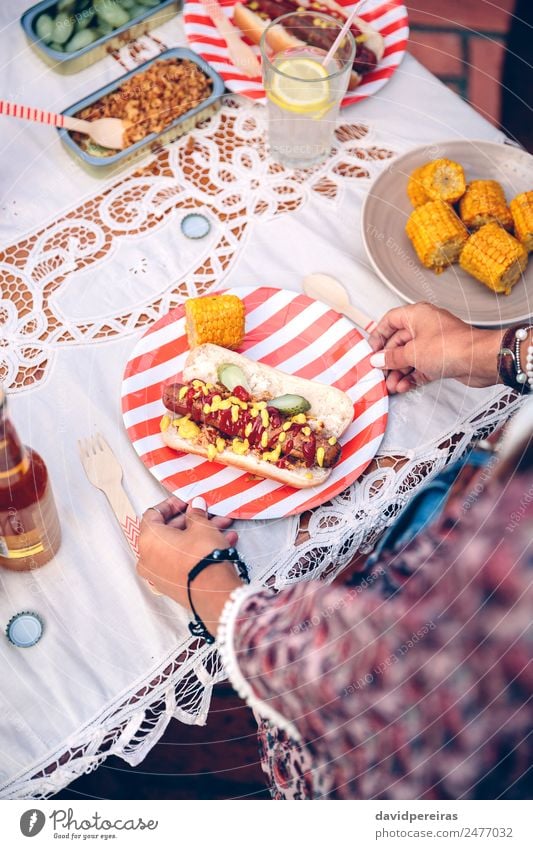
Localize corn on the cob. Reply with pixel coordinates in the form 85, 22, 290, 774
185, 294, 245, 349
459, 222, 528, 295
420, 158, 466, 204
459, 180, 513, 231
406, 200, 468, 273
407, 165, 430, 207
510, 191, 533, 253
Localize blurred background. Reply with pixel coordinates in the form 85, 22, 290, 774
407, 0, 532, 150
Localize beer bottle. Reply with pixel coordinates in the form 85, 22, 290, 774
0, 387, 61, 570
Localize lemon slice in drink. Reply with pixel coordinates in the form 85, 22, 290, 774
268, 57, 330, 114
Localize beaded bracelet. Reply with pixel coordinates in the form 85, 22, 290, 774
187, 547, 250, 644
526, 343, 533, 389
497, 325, 533, 393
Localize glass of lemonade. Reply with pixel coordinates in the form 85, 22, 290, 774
260, 11, 355, 169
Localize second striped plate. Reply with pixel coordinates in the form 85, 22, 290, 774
121, 286, 388, 519
183, 0, 409, 106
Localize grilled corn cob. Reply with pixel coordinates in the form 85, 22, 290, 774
407, 165, 430, 207
406, 200, 468, 273
185, 294, 245, 349
459, 180, 513, 231
510, 191, 533, 252
420, 158, 466, 204
459, 222, 528, 295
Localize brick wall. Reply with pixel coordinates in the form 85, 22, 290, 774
406, 0, 516, 128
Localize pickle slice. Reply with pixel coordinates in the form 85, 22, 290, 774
217, 363, 250, 392
268, 394, 311, 416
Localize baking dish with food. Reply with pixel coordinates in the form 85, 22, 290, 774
21, 0, 179, 74
58, 47, 225, 176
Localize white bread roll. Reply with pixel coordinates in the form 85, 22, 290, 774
232, 2, 384, 91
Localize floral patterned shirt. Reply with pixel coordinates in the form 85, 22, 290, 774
221, 469, 533, 799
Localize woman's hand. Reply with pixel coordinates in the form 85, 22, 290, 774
137, 495, 242, 632
368, 303, 502, 394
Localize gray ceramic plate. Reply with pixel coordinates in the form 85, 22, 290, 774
361, 139, 533, 326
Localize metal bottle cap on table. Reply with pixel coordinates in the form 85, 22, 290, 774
6, 612, 44, 647
180, 213, 211, 239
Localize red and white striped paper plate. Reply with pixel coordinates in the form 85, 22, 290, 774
183, 0, 409, 106
121, 287, 388, 519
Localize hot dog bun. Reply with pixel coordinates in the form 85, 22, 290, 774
161, 344, 353, 489
314, 0, 385, 63
232, 2, 384, 91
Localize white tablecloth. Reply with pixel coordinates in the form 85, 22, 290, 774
0, 3, 523, 799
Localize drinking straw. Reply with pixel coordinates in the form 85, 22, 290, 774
322, 0, 366, 68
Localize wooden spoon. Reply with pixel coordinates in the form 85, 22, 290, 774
0, 100, 128, 150
302, 273, 376, 332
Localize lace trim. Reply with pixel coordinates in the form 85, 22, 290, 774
1, 639, 224, 800
0, 101, 395, 393
252, 388, 525, 589
217, 587, 301, 741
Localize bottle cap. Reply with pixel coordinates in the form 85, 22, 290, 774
6, 612, 44, 647
180, 213, 211, 240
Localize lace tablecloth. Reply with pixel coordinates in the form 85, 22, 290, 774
0, 6, 524, 799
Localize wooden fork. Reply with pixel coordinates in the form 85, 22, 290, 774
200, 0, 262, 78
78, 433, 140, 555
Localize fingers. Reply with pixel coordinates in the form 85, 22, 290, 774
384, 327, 413, 352
395, 375, 419, 393
167, 511, 234, 532
225, 530, 238, 548
143, 495, 187, 525
185, 496, 212, 528
386, 369, 413, 394
370, 341, 415, 372
166, 513, 188, 530
367, 306, 415, 352
186, 498, 239, 551
210, 515, 234, 531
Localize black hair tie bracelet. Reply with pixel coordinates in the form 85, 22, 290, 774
187, 548, 250, 644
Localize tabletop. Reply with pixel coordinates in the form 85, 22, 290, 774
0, 3, 524, 799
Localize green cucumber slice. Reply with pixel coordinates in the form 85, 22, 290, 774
52, 12, 75, 44
64, 28, 97, 51
35, 13, 54, 43
217, 364, 250, 392
268, 394, 311, 416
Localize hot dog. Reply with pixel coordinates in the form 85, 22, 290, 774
160, 343, 353, 488
233, 0, 385, 89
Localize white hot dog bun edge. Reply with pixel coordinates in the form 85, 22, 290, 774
232, 2, 385, 91
161, 343, 354, 489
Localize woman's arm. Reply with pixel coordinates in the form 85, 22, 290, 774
368, 303, 532, 394
136, 496, 394, 735
217, 577, 392, 736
